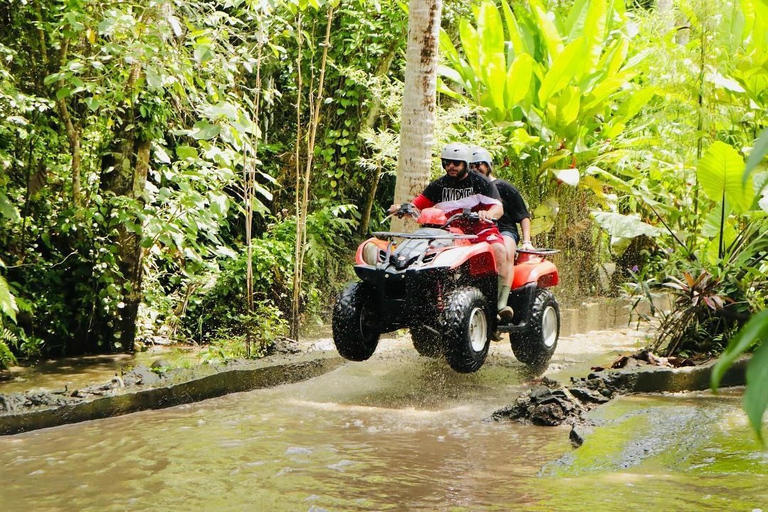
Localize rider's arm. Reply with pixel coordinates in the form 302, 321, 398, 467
482, 203, 504, 221
412, 194, 435, 210
520, 217, 533, 248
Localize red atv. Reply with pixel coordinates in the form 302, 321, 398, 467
332, 204, 560, 373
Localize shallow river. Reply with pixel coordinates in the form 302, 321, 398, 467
0, 330, 766, 511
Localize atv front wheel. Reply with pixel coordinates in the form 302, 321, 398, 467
443, 287, 490, 373
332, 282, 380, 361
411, 326, 443, 358
509, 288, 559, 367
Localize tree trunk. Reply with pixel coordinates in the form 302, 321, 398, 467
99, 66, 149, 352
392, 0, 443, 232
359, 42, 399, 236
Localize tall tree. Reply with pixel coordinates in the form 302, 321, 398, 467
392, 0, 443, 228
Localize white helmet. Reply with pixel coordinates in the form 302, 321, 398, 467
440, 142, 471, 166
470, 146, 493, 172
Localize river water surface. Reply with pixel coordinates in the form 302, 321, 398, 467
0, 329, 766, 511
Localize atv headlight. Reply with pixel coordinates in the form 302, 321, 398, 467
362, 242, 379, 265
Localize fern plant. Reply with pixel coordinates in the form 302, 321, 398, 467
0, 259, 18, 369
0, 326, 17, 369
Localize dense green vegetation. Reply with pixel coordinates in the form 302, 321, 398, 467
0, 0, 765, 432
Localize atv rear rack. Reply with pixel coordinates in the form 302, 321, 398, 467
371, 232, 478, 240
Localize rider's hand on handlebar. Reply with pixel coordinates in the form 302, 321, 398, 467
520, 240, 534, 250
477, 210, 495, 223
388, 204, 400, 214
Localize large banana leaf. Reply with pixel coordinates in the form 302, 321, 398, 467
698, 141, 754, 213
505, 53, 534, 107
538, 37, 585, 104
499, 0, 529, 55
478, 1, 506, 112
582, 0, 607, 75
564, 0, 590, 39
529, 0, 564, 59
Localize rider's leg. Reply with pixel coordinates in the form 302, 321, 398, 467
497, 232, 519, 322
503, 234, 517, 287
491, 243, 513, 318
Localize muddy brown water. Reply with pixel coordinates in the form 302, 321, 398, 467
1, 328, 766, 511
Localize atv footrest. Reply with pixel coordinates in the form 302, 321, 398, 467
497, 323, 527, 334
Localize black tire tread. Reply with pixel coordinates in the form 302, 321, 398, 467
510, 288, 559, 367
443, 286, 490, 373
332, 282, 380, 361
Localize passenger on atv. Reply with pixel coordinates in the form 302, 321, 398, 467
470, 146, 533, 280
389, 142, 514, 322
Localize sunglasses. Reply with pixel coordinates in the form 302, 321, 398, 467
441, 159, 463, 169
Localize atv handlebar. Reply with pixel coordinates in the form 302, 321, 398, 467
444, 208, 496, 228
384, 203, 421, 223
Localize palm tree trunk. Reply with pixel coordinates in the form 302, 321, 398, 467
392, 0, 443, 232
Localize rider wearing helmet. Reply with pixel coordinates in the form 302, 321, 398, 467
470, 147, 533, 310
389, 142, 514, 321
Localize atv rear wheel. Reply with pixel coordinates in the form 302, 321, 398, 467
509, 288, 559, 367
411, 326, 443, 358
443, 287, 491, 373
332, 282, 380, 361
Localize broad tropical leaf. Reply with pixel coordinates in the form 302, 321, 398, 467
505, 54, 534, 107
500, 0, 529, 55
592, 211, 661, 238
582, 0, 607, 75
538, 37, 585, 104
712, 309, 768, 443
698, 141, 753, 212
530, 0, 564, 58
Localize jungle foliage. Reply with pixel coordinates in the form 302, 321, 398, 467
0, 0, 765, 443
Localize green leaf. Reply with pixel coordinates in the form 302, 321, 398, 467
500, 0, 528, 55
0, 193, 20, 222
616, 87, 655, 121
192, 121, 221, 140
538, 37, 585, 105
582, 0, 607, 75
194, 44, 214, 64
439, 28, 460, 63
556, 86, 580, 126
0, 274, 17, 324
745, 129, 768, 183
530, 0, 564, 58
712, 309, 768, 389
711, 309, 768, 442
84, 97, 101, 111
698, 141, 753, 212
505, 54, 533, 107
176, 146, 199, 160
744, 340, 768, 443
478, 1, 506, 111
564, 0, 590, 38
145, 67, 163, 89
592, 211, 661, 238
459, 19, 481, 77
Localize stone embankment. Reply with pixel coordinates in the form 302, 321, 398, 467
0, 352, 344, 436
491, 353, 749, 446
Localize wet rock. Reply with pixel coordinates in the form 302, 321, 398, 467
269, 337, 302, 355
569, 424, 595, 448
531, 402, 568, 426
150, 359, 171, 370
569, 387, 610, 404
123, 365, 161, 386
